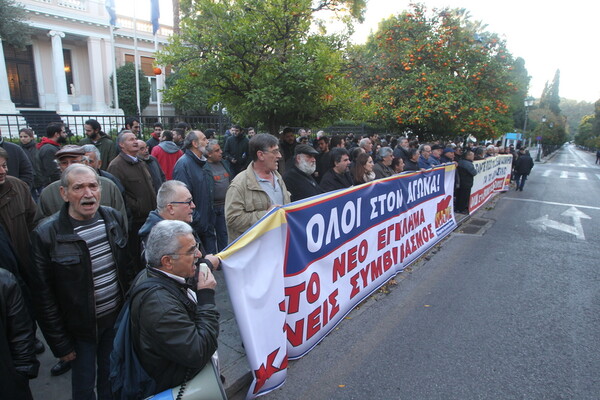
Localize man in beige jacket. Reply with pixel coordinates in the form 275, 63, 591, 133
225, 133, 290, 243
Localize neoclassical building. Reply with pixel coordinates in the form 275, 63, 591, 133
0, 0, 173, 136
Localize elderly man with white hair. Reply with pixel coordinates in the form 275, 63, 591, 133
373, 147, 395, 179
283, 144, 323, 202
130, 220, 219, 394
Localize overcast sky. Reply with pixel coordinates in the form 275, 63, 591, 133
124, 0, 599, 103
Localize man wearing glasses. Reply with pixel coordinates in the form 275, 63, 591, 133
130, 220, 219, 393
225, 133, 291, 243
138, 180, 220, 269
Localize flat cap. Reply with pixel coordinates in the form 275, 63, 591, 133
55, 145, 85, 159
294, 144, 319, 156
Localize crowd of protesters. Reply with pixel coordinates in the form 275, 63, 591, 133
0, 120, 535, 399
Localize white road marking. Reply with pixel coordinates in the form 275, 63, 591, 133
503, 197, 600, 211
578, 172, 588, 180
542, 170, 552, 177
560, 171, 569, 179
596, 174, 600, 181
528, 207, 590, 240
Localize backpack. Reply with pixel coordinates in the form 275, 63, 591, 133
109, 277, 194, 400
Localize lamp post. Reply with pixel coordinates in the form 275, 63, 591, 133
537, 115, 546, 162
523, 97, 534, 147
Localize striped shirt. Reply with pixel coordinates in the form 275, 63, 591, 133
72, 215, 121, 318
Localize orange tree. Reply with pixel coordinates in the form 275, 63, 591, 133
349, 4, 520, 141
158, 0, 366, 134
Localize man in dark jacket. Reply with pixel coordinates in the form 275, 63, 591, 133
138, 140, 165, 194
78, 119, 117, 171
205, 140, 232, 251
403, 148, 421, 172
0, 268, 39, 400
37, 122, 67, 186
108, 131, 157, 269
514, 148, 534, 191
131, 220, 219, 393
284, 144, 323, 202
456, 149, 477, 213
173, 130, 217, 254
0, 127, 34, 188
223, 124, 249, 176
320, 147, 353, 192
0, 147, 37, 284
146, 122, 163, 152
30, 164, 132, 400
393, 137, 411, 163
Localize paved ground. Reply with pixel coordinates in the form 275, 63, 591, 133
30, 146, 587, 399
262, 145, 600, 399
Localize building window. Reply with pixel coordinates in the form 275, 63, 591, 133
63, 49, 74, 94
148, 77, 157, 103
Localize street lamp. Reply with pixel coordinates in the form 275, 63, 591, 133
537, 115, 546, 162
523, 96, 534, 147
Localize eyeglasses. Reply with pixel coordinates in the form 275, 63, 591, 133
170, 199, 194, 206
261, 149, 281, 155
169, 243, 201, 257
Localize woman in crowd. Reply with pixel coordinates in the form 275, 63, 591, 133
391, 156, 405, 174
351, 152, 375, 184
18, 128, 43, 200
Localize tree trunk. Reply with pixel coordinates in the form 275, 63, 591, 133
172, 0, 180, 35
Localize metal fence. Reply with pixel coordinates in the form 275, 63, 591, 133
0, 113, 232, 142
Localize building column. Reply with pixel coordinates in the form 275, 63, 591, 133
87, 37, 107, 111
47, 30, 72, 113
0, 41, 17, 113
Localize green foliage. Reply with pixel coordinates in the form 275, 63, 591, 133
348, 4, 520, 141
158, 0, 366, 134
529, 110, 567, 146
560, 98, 593, 137
163, 71, 211, 115
0, 0, 33, 48
110, 63, 151, 116
574, 114, 594, 146
539, 69, 561, 115
508, 57, 531, 131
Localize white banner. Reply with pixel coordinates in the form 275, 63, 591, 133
220, 165, 458, 398
469, 155, 512, 213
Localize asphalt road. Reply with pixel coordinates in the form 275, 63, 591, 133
264, 145, 600, 400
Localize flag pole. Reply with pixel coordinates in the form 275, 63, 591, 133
154, 35, 163, 121
151, 0, 162, 121
110, 24, 120, 111
132, 0, 141, 117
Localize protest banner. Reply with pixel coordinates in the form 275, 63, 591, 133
469, 155, 513, 213
220, 164, 457, 399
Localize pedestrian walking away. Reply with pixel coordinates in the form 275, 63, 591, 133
513, 148, 534, 191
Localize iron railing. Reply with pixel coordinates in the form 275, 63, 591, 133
0, 113, 232, 141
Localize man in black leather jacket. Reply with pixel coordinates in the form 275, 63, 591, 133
30, 164, 132, 400
0, 267, 39, 400
131, 220, 220, 393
